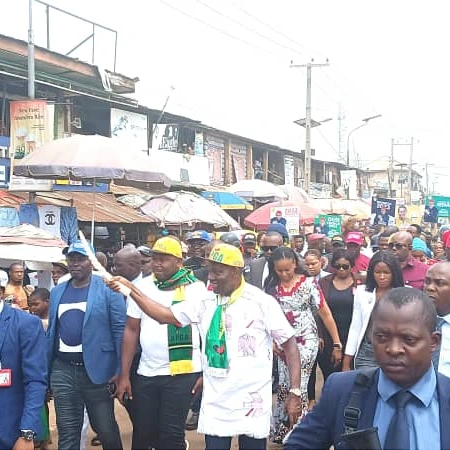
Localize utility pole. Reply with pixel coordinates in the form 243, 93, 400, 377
338, 103, 346, 163
388, 138, 394, 197
408, 137, 414, 203
290, 59, 329, 193
28, 0, 35, 99
425, 162, 429, 195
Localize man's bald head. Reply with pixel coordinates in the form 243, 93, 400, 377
113, 246, 142, 281
393, 231, 413, 245
95, 251, 108, 269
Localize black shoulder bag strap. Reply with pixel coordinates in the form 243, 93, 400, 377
343, 368, 378, 434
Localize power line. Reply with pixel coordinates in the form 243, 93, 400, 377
157, 0, 282, 58
223, 0, 306, 54
196, 0, 303, 56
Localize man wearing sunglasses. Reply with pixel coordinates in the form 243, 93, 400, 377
389, 231, 428, 290
247, 232, 284, 289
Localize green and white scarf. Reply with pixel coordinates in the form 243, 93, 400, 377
205, 277, 245, 377
154, 268, 197, 375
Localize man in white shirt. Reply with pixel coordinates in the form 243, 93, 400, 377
118, 237, 203, 450
425, 261, 450, 377
110, 242, 301, 450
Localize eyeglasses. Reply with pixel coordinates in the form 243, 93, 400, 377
388, 242, 408, 250
261, 246, 278, 252
333, 263, 350, 270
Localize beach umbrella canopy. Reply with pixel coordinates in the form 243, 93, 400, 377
279, 184, 312, 203
229, 179, 287, 200
200, 191, 253, 210
13, 134, 171, 186
244, 201, 322, 231
140, 191, 240, 229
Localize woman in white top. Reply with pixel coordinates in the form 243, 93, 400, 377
342, 251, 404, 370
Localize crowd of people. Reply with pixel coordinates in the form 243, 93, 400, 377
2, 217, 450, 450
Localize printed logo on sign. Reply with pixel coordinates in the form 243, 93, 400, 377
210, 251, 224, 263
45, 212, 56, 226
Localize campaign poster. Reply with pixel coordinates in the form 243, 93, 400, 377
370, 197, 396, 226
269, 206, 299, 235
424, 196, 450, 222
314, 214, 342, 237
9, 100, 53, 191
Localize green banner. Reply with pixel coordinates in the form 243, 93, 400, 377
425, 196, 450, 220
314, 214, 343, 238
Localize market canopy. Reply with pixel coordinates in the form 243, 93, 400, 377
200, 191, 253, 210
229, 179, 287, 201
279, 184, 312, 203
140, 191, 240, 229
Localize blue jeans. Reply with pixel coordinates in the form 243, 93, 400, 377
205, 434, 267, 450
132, 372, 198, 450
50, 359, 122, 450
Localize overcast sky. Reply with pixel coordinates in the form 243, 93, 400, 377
4, 0, 450, 194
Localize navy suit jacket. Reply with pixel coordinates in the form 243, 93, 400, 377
284, 369, 450, 450
0, 303, 47, 450
47, 275, 126, 384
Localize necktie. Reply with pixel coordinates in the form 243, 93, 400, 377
432, 317, 445, 370
384, 390, 415, 450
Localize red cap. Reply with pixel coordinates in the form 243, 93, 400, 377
345, 231, 364, 246
442, 230, 450, 248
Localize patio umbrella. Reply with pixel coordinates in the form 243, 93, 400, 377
229, 179, 287, 200
12, 135, 172, 242
140, 191, 240, 229
279, 184, 312, 203
0, 224, 66, 268
244, 201, 322, 231
200, 191, 253, 210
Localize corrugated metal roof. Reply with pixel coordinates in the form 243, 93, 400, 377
7, 190, 152, 224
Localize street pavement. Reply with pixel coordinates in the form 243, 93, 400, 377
47, 371, 324, 449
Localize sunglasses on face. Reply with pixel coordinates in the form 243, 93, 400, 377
333, 263, 350, 270
262, 245, 278, 252
388, 242, 408, 250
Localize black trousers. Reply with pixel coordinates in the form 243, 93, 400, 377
131, 372, 199, 450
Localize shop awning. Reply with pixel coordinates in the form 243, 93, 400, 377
201, 191, 253, 210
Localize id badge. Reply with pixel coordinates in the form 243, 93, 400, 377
0, 369, 12, 387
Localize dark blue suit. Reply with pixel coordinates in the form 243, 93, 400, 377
46, 275, 126, 449
0, 303, 47, 450
284, 369, 450, 450
47, 274, 126, 384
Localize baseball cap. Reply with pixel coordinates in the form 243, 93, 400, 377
331, 235, 345, 247
345, 232, 364, 246
442, 230, 450, 249
187, 230, 211, 242
267, 223, 289, 239
151, 236, 182, 259
308, 233, 326, 243
242, 233, 256, 244
137, 245, 152, 257
63, 240, 94, 257
208, 243, 244, 268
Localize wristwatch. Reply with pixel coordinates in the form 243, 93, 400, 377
333, 343, 343, 350
20, 430, 36, 441
289, 388, 302, 397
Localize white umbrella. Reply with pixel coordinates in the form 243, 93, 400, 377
229, 179, 287, 200
140, 191, 240, 229
279, 184, 312, 203
13, 135, 172, 242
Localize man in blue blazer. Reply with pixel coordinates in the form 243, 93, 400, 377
47, 240, 126, 450
284, 287, 450, 450
0, 290, 47, 450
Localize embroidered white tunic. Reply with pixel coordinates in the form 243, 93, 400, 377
172, 282, 294, 438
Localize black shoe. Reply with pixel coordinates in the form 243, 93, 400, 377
185, 411, 199, 431
91, 436, 101, 446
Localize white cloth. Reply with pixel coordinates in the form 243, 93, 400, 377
80, 407, 90, 450
172, 282, 295, 439
127, 276, 203, 377
38, 205, 61, 238
0, 270, 8, 287
262, 261, 269, 286
344, 285, 376, 358
438, 313, 450, 377
0, 299, 3, 314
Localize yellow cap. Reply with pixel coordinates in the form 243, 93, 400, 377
151, 237, 182, 259
208, 243, 244, 268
